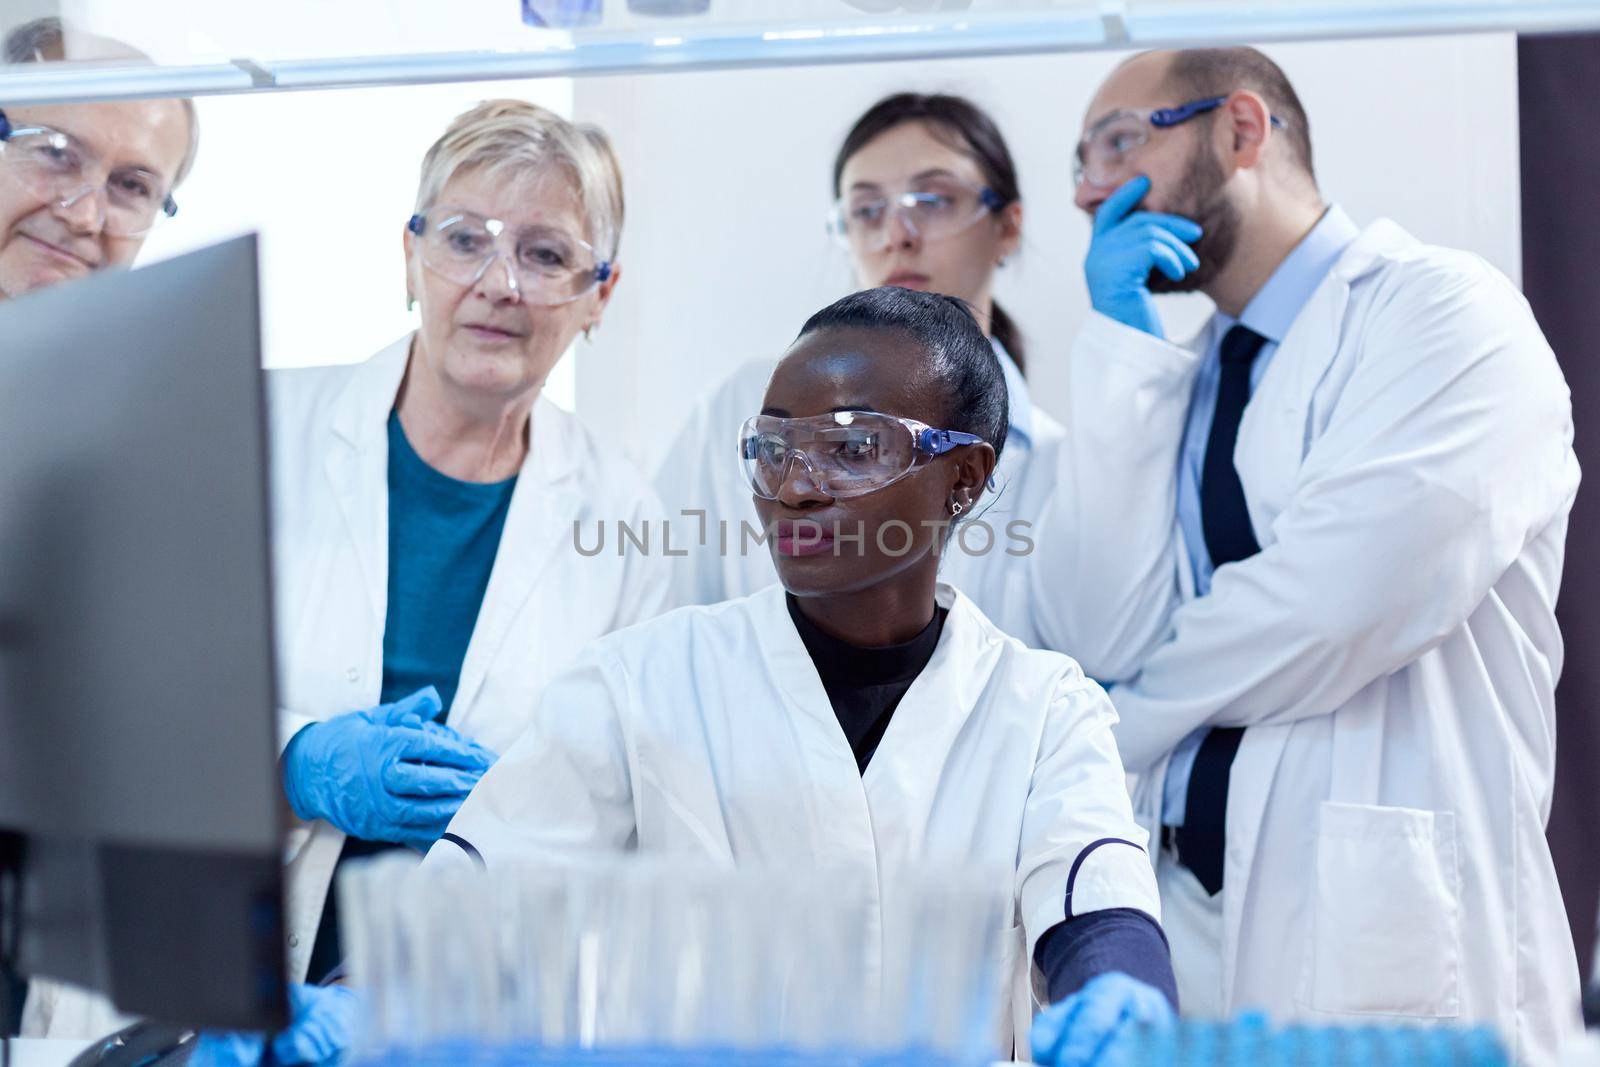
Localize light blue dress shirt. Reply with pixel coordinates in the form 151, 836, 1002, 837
1159, 205, 1360, 826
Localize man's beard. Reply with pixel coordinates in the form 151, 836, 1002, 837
1146, 138, 1240, 295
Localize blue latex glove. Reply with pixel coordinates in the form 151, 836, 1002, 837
281, 686, 497, 852
187, 1031, 266, 1067
1083, 174, 1203, 339
189, 984, 364, 1066
269, 984, 364, 1064
1030, 971, 1176, 1067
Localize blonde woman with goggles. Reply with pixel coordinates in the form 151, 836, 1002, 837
268, 99, 667, 994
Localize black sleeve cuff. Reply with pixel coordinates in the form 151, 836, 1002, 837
1032, 907, 1179, 1011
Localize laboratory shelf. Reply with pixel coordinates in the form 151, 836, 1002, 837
2, 0, 1599, 103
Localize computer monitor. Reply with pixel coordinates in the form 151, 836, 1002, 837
0, 235, 286, 1032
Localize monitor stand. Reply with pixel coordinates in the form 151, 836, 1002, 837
2, 831, 23, 1043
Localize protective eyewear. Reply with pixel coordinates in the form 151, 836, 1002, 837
407, 208, 612, 307
1072, 95, 1287, 188
739, 409, 984, 501
0, 109, 178, 238
827, 175, 1004, 251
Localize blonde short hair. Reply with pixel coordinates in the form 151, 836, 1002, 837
415, 99, 625, 262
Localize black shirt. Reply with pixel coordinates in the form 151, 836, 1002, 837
785, 593, 947, 774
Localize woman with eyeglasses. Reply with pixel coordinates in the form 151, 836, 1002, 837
267, 99, 668, 990
432, 288, 1178, 1066
656, 93, 1066, 649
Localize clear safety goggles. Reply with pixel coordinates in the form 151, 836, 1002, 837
407, 207, 613, 306
739, 409, 984, 501
0, 109, 178, 239
827, 175, 1004, 251
1072, 95, 1286, 188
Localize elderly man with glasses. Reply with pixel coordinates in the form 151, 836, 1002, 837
3, 22, 363, 1067
2, 12, 203, 1046
0, 17, 197, 300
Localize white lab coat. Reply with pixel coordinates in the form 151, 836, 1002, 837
428, 582, 1163, 1052
269, 334, 670, 983
1029, 220, 1582, 1062
23, 334, 673, 1037
654, 342, 1066, 648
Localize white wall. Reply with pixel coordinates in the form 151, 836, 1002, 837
121, 32, 1520, 440
0, 1, 62, 36
573, 33, 1521, 468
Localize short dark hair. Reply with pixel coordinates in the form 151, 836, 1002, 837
796, 286, 1009, 464
832, 92, 1030, 374
3, 17, 65, 63
1162, 47, 1315, 181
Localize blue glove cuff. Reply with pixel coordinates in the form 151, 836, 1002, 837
280, 723, 320, 823
1091, 292, 1164, 340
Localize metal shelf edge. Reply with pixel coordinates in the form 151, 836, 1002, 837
1, 1, 1598, 103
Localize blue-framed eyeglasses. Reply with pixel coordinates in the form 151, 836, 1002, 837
0, 108, 178, 238
740, 409, 985, 501
1073, 95, 1288, 188
407, 209, 613, 307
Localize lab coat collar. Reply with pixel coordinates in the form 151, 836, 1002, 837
319, 339, 412, 624
738, 580, 998, 983
751, 580, 990, 781
1330, 216, 1423, 285
991, 337, 1034, 450
318, 332, 585, 722
449, 452, 583, 723
754, 582, 966, 677
1233, 205, 1360, 345
329, 335, 410, 450
753, 583, 844, 741
1232, 214, 1422, 524
860, 585, 1001, 799
325, 331, 581, 486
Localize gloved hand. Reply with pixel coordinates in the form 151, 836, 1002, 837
1030, 971, 1176, 1067
269, 983, 364, 1064
187, 1032, 266, 1067
1083, 174, 1203, 339
189, 983, 364, 1066
281, 686, 497, 852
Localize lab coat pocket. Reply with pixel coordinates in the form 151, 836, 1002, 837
1299, 802, 1461, 1018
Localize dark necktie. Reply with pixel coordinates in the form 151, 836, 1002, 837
1174, 324, 1268, 896
1199, 324, 1267, 567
